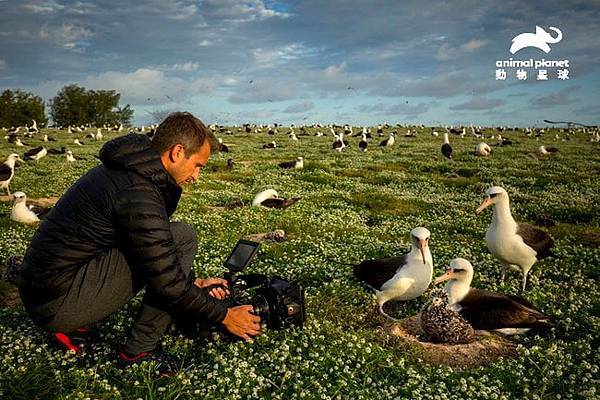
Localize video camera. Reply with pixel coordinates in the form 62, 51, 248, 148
218, 239, 306, 330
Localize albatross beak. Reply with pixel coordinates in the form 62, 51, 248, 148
419, 239, 427, 265
475, 196, 493, 215
434, 269, 453, 285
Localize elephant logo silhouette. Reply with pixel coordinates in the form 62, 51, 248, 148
510, 26, 563, 54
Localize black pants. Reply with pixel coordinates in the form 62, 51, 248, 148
36, 222, 197, 354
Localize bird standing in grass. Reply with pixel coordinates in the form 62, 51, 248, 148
476, 186, 554, 292
358, 133, 368, 152
354, 227, 433, 320
0, 153, 22, 195
441, 132, 452, 159
379, 131, 395, 147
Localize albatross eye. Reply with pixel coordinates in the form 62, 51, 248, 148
490, 193, 498, 198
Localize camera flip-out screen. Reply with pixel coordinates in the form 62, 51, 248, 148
225, 240, 260, 272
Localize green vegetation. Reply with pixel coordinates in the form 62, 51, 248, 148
49, 84, 134, 127
0, 89, 47, 128
0, 125, 599, 399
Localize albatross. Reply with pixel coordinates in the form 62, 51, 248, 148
278, 157, 304, 169
537, 145, 559, 156
353, 227, 433, 320
332, 132, 346, 152
252, 189, 300, 208
441, 132, 452, 159
434, 258, 553, 334
476, 186, 554, 291
474, 142, 491, 157
24, 146, 47, 162
358, 133, 368, 152
0, 153, 22, 195
420, 287, 474, 344
379, 131, 396, 147
11, 191, 51, 224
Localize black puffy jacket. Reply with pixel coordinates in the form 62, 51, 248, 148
19, 134, 228, 324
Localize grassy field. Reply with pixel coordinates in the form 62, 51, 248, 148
1, 125, 599, 399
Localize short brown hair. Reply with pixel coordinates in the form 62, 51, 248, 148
151, 112, 218, 156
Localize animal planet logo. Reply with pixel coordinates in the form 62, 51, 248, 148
495, 25, 570, 81
510, 26, 562, 54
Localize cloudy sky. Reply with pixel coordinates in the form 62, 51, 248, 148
0, 0, 598, 126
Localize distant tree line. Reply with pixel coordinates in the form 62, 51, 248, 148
0, 89, 47, 128
0, 84, 134, 128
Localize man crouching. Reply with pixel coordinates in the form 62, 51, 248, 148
18, 112, 260, 374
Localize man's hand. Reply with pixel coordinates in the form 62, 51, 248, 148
221, 305, 261, 342
194, 277, 229, 300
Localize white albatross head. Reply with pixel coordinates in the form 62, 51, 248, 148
410, 227, 431, 265
12, 191, 27, 205
475, 186, 508, 214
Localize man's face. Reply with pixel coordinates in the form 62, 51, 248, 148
168, 140, 211, 186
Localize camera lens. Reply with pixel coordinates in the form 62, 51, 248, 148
251, 295, 270, 322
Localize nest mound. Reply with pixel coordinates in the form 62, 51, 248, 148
380, 315, 518, 368
0, 195, 59, 207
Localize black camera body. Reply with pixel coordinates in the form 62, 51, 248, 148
221, 240, 306, 330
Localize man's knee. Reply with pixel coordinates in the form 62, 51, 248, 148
170, 222, 196, 244
170, 221, 197, 263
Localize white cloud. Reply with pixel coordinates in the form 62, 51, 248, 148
39, 24, 93, 49
449, 96, 505, 110
324, 62, 347, 78
282, 102, 314, 113
436, 39, 488, 61
460, 39, 488, 52
201, 0, 290, 22
170, 2, 198, 20
253, 43, 312, 68
30, 67, 219, 106
171, 62, 199, 71
22, 1, 64, 14
0, 59, 6, 70
67, 2, 99, 15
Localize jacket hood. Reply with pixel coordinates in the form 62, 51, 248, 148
99, 134, 182, 215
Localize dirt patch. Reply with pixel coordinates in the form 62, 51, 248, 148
0, 195, 60, 207
245, 230, 290, 243
379, 315, 518, 369
235, 160, 256, 166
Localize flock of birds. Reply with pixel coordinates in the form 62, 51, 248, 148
2, 119, 596, 345
353, 185, 555, 343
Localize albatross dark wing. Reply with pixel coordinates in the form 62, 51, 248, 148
517, 223, 554, 259
278, 160, 295, 168
441, 143, 452, 159
353, 255, 407, 290
24, 146, 43, 159
260, 197, 301, 209
458, 288, 552, 330
0, 163, 12, 181
29, 204, 51, 220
